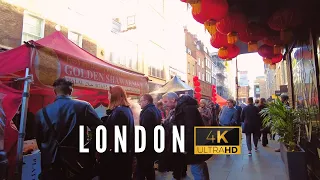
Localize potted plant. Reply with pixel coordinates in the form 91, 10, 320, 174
260, 98, 308, 180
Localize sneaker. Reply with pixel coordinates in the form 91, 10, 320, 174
255, 147, 258, 152
275, 148, 280, 152
248, 151, 252, 156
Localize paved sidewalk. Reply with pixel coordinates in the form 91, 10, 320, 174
156, 137, 288, 180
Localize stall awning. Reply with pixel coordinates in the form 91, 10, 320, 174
150, 76, 193, 94
0, 31, 149, 95
216, 94, 227, 107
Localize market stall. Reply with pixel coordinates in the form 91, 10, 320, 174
0, 31, 149, 179
150, 76, 193, 97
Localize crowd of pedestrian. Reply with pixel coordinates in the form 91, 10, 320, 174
31, 77, 288, 180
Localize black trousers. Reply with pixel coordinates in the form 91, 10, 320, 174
171, 153, 187, 180
99, 153, 133, 180
262, 132, 269, 146
136, 155, 155, 180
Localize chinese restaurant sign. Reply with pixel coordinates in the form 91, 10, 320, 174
32, 47, 148, 95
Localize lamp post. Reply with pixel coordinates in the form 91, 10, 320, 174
235, 57, 239, 104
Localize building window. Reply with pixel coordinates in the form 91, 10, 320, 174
202, 60, 204, 68
187, 62, 190, 74
68, 31, 82, 47
196, 44, 200, 50
127, 15, 136, 29
206, 70, 211, 83
198, 72, 201, 80
186, 47, 191, 55
21, 12, 45, 44
193, 65, 196, 75
111, 18, 121, 33
198, 58, 201, 66
202, 73, 205, 81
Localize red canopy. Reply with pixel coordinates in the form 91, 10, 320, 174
0, 31, 149, 108
216, 94, 227, 107
0, 32, 149, 179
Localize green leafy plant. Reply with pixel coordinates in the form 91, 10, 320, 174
260, 98, 300, 152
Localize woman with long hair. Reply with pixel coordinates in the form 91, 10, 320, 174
99, 86, 135, 180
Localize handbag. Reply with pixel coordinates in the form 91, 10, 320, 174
42, 107, 96, 179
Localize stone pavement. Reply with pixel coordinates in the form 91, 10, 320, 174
156, 137, 288, 180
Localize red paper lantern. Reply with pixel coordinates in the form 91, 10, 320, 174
216, 11, 248, 44
195, 86, 202, 92
272, 54, 283, 64
194, 81, 200, 86
195, 93, 201, 99
193, 76, 199, 82
238, 23, 267, 52
268, 8, 302, 42
263, 35, 283, 54
258, 45, 273, 58
218, 53, 228, 60
202, 0, 229, 21
210, 31, 229, 48
226, 44, 240, 60
192, 6, 210, 24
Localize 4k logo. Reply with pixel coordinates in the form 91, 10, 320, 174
194, 127, 241, 155
206, 130, 228, 143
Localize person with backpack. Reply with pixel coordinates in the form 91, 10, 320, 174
136, 94, 162, 180
35, 78, 102, 180
162, 93, 210, 180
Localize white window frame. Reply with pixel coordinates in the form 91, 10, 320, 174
198, 72, 201, 80
21, 11, 45, 44
68, 30, 83, 47
198, 58, 201, 66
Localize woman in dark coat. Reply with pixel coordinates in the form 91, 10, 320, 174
99, 86, 135, 180
241, 97, 261, 156
258, 98, 269, 147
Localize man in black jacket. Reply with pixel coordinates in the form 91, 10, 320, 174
35, 78, 102, 180
162, 93, 210, 180
137, 94, 162, 180
241, 97, 261, 156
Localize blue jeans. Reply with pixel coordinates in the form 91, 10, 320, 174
190, 162, 210, 180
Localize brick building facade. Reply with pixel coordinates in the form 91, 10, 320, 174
0, 1, 97, 55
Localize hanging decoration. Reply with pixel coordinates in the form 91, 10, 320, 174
216, 11, 248, 44
194, 81, 200, 86
210, 31, 229, 48
202, 0, 229, 35
204, 20, 217, 35
269, 64, 276, 70
212, 85, 217, 102
238, 23, 267, 52
189, 0, 202, 14
272, 54, 283, 64
225, 44, 240, 60
263, 58, 273, 65
263, 35, 283, 54
268, 8, 302, 43
193, 76, 201, 101
258, 44, 274, 58
195, 86, 202, 92
218, 47, 228, 58
192, 4, 210, 24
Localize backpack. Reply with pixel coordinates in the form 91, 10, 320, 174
41, 107, 96, 179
